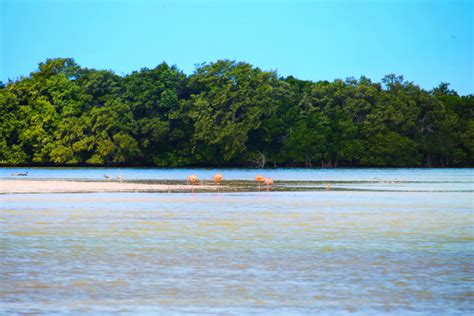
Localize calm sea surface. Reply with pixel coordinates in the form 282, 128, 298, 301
1, 168, 473, 315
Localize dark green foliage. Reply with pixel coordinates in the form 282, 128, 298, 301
0, 58, 472, 167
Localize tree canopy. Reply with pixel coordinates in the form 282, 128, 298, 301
1, 58, 472, 167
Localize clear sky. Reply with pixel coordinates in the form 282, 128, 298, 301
1, 0, 473, 95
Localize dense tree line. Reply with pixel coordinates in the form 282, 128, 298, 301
1, 58, 472, 167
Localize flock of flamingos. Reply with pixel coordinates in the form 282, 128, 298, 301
10, 171, 338, 192
187, 173, 274, 191
184, 174, 332, 192
10, 171, 339, 192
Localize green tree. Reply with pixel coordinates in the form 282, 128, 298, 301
188, 60, 278, 163
0, 58, 471, 167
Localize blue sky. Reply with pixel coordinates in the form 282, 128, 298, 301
1, 0, 473, 94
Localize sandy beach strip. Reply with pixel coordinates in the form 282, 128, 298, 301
0, 180, 218, 194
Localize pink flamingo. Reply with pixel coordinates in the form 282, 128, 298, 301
255, 175, 265, 191
264, 178, 273, 191
187, 175, 198, 193
213, 173, 223, 192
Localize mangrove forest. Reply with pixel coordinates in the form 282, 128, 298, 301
1, 58, 472, 167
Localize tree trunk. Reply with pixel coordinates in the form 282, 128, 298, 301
426, 154, 432, 167
321, 160, 332, 168
256, 151, 266, 168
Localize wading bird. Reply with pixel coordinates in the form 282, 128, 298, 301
187, 175, 197, 185
187, 175, 198, 193
213, 173, 223, 184
255, 175, 265, 191
264, 178, 273, 191
213, 173, 223, 192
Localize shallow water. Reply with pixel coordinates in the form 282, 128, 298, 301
2, 167, 473, 182
2, 167, 473, 193
1, 169, 473, 315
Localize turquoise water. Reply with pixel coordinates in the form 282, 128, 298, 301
2, 167, 473, 192
1, 167, 473, 182
1, 168, 473, 315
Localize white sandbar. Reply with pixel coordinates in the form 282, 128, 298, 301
0, 180, 216, 194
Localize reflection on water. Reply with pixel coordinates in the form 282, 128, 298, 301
1, 171, 474, 315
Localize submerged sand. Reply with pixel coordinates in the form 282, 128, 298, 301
0, 180, 218, 194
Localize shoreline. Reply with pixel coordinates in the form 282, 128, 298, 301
0, 180, 219, 194
2, 166, 472, 169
